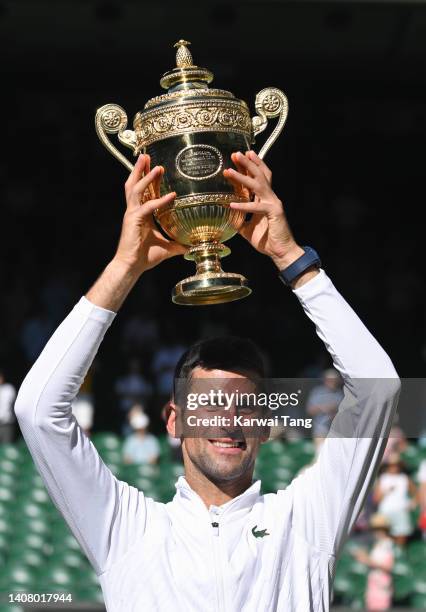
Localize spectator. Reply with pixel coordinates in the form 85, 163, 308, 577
306, 368, 343, 452
115, 359, 152, 416
373, 453, 417, 546
0, 369, 16, 443
353, 513, 394, 611
418, 459, 426, 540
122, 407, 160, 465
382, 418, 408, 463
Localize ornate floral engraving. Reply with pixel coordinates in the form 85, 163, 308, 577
135, 100, 252, 146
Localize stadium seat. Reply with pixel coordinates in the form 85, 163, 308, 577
0, 486, 14, 505
393, 572, 414, 601
0, 444, 21, 462
17, 486, 50, 506
74, 565, 100, 589
36, 564, 74, 591
0, 532, 9, 556
51, 530, 82, 554
92, 432, 122, 452
408, 540, 426, 564
0, 517, 13, 537
101, 451, 122, 467
0, 563, 35, 591
411, 593, 426, 609
75, 586, 104, 603
8, 548, 45, 569
15, 517, 50, 538
15, 501, 49, 523
0, 472, 16, 490
49, 549, 86, 571
9, 532, 46, 554
412, 575, 426, 596
401, 444, 423, 472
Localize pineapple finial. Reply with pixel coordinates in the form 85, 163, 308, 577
174, 40, 194, 68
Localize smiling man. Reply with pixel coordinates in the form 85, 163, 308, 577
15, 151, 400, 611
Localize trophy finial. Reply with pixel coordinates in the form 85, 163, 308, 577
174, 40, 193, 68
160, 40, 213, 90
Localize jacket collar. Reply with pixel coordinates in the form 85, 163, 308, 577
172, 476, 261, 522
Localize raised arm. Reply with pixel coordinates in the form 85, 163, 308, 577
289, 270, 399, 555
225, 151, 400, 556
15, 155, 185, 575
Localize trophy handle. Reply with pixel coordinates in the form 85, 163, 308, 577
251, 88, 289, 160
95, 104, 138, 172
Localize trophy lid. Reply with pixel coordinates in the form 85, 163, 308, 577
160, 40, 214, 91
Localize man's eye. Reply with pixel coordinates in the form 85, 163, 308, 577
238, 405, 256, 415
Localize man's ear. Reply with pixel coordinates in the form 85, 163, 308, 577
166, 401, 178, 438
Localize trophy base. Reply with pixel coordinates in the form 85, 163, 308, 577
172, 272, 251, 306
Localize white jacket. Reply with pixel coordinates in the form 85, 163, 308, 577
15, 270, 400, 611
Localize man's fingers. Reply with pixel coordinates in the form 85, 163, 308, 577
231, 151, 263, 179
223, 169, 250, 200
164, 240, 188, 259
127, 166, 162, 209
246, 150, 272, 184
125, 154, 149, 192
223, 168, 256, 192
229, 200, 265, 213
231, 152, 249, 175
153, 166, 164, 199
140, 191, 176, 217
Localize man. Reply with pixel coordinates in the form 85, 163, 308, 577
15, 151, 400, 611
306, 368, 343, 453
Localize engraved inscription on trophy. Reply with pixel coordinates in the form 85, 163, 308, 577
176, 144, 223, 181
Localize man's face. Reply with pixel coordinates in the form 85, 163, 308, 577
173, 367, 267, 484
324, 375, 339, 390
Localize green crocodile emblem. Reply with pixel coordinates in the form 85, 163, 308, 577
251, 525, 270, 538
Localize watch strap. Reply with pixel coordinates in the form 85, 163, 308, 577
278, 246, 321, 286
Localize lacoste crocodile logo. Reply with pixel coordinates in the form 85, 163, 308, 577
251, 525, 270, 538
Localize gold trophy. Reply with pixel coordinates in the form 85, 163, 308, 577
95, 40, 288, 305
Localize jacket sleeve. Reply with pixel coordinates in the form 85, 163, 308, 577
14, 297, 148, 576
283, 270, 400, 556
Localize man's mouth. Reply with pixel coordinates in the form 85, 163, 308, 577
208, 439, 246, 454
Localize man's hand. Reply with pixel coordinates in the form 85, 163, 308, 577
116, 154, 186, 274
86, 154, 186, 312
224, 151, 319, 288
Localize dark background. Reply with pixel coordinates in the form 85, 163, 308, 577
1, 0, 425, 432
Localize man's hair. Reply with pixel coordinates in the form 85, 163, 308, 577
173, 336, 265, 400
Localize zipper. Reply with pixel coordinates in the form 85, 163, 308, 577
210, 512, 225, 611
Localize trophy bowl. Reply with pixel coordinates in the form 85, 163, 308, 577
95, 40, 288, 305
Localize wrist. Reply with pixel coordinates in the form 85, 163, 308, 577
86, 258, 143, 313
271, 243, 305, 270
275, 245, 321, 289
111, 256, 145, 281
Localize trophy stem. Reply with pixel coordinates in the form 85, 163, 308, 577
194, 252, 222, 275
172, 242, 252, 306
